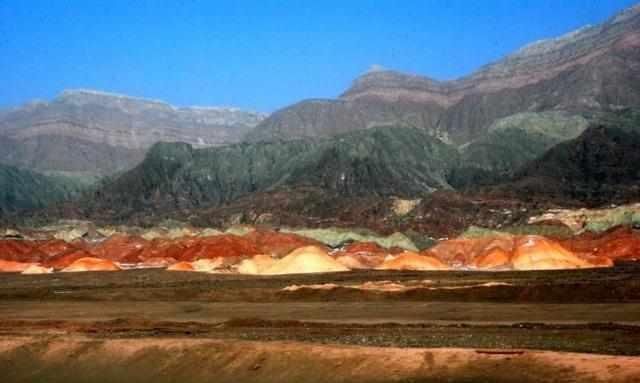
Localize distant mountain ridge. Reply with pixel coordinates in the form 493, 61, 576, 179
4, 3, 640, 220
247, 4, 640, 144
0, 90, 266, 177
38, 109, 637, 229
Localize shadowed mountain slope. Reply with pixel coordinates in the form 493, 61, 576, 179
491, 125, 640, 204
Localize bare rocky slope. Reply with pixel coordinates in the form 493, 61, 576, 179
247, 4, 640, 145
0, 90, 266, 177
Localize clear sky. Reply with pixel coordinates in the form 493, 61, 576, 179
0, 0, 637, 112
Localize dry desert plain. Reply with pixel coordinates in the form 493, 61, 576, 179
1, 264, 640, 382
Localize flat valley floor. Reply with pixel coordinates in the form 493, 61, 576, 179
1, 266, 640, 382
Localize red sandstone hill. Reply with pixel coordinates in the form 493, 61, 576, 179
425, 234, 613, 270
0, 226, 638, 273
61, 257, 121, 272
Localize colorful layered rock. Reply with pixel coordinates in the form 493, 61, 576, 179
1, 224, 637, 274
334, 241, 405, 269
243, 230, 326, 257
176, 235, 260, 262
561, 227, 640, 262
511, 236, 593, 270
0, 259, 35, 273
378, 251, 450, 271
261, 246, 349, 275
88, 234, 149, 263
0, 239, 45, 263
37, 239, 80, 258
61, 257, 121, 272
424, 235, 515, 268
166, 261, 195, 272
21, 264, 53, 274
46, 249, 98, 270
237, 254, 277, 275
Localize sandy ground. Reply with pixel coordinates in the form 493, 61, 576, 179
1, 267, 640, 381
1, 335, 639, 383
1, 300, 640, 325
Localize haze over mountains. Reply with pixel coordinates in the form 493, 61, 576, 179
1, 3, 640, 222
0, 90, 266, 177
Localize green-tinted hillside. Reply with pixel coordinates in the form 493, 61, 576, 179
84, 127, 460, 219
0, 164, 83, 214
494, 125, 640, 204
450, 112, 588, 187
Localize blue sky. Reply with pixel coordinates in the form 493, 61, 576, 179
0, 0, 637, 112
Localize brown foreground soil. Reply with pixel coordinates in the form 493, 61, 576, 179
1, 318, 640, 356
1, 336, 639, 383
2, 266, 640, 382
1, 264, 639, 302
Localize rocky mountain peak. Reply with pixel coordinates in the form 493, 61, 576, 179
344, 3, 640, 100
511, 25, 596, 58
340, 69, 450, 105
55, 89, 267, 123
478, 2, 640, 75
56, 89, 173, 112
344, 70, 442, 93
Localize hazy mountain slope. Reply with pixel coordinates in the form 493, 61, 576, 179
450, 112, 588, 182
286, 127, 458, 195
245, 97, 446, 143
32, 119, 640, 230
83, 127, 459, 219
0, 164, 83, 214
588, 108, 640, 130
0, 134, 143, 179
0, 90, 266, 177
247, 4, 640, 144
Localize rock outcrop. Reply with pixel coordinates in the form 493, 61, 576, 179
236, 254, 277, 275
378, 251, 450, 271
166, 261, 195, 272
21, 264, 53, 274
0, 259, 34, 272
511, 236, 592, 270
561, 226, 640, 262
426, 234, 612, 270
61, 257, 121, 272
261, 246, 349, 275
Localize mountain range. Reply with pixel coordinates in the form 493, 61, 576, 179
2, 3, 640, 230
248, 4, 640, 144
0, 90, 265, 178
